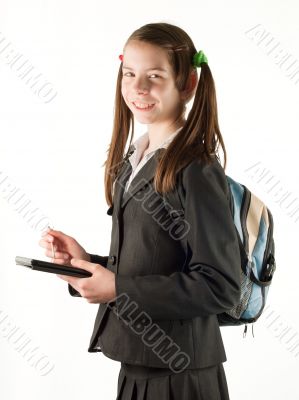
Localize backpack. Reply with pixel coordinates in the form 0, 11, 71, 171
163, 169, 276, 338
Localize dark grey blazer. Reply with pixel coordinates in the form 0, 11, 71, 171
68, 148, 241, 369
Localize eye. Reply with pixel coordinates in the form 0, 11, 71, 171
123, 72, 161, 79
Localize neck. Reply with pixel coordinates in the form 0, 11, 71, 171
146, 119, 186, 152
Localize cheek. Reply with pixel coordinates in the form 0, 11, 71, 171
121, 81, 126, 97
159, 87, 178, 104
156, 83, 175, 97
121, 84, 130, 104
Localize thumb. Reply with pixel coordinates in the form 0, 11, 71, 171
47, 229, 66, 238
70, 258, 96, 272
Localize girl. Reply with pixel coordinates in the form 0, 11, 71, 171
39, 22, 241, 400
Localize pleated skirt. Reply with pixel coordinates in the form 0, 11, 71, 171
116, 361, 230, 400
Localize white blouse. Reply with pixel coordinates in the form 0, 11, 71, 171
124, 126, 183, 193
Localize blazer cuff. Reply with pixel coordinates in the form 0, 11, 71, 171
88, 254, 109, 267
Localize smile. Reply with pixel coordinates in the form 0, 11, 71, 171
132, 102, 155, 111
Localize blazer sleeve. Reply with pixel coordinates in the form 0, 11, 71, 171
68, 254, 109, 297
114, 158, 241, 320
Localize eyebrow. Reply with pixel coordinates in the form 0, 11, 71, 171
122, 66, 167, 72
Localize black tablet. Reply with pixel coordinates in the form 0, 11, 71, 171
15, 256, 92, 278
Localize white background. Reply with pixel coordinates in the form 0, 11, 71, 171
1, 1, 298, 399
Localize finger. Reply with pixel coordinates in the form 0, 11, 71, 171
45, 229, 67, 240
45, 250, 70, 261
40, 226, 50, 235
70, 258, 95, 273
51, 258, 71, 265
42, 234, 54, 242
39, 238, 55, 248
39, 239, 60, 256
40, 237, 65, 253
39, 236, 56, 250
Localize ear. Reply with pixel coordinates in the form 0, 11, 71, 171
181, 70, 198, 102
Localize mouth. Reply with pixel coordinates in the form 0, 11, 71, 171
132, 102, 156, 111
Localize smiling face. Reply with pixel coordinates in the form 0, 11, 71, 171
121, 40, 186, 131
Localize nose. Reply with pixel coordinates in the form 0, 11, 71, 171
132, 77, 149, 94
137, 88, 148, 94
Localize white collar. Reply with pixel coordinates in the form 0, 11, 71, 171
128, 126, 183, 168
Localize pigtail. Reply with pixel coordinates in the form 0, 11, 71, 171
186, 62, 227, 168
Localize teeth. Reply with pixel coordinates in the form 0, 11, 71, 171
134, 102, 155, 109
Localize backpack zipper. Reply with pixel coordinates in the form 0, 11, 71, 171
261, 208, 275, 280
240, 184, 251, 259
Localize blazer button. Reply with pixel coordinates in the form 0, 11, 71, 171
107, 205, 114, 216
109, 255, 116, 265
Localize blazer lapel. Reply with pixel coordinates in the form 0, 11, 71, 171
112, 157, 132, 216
120, 148, 164, 210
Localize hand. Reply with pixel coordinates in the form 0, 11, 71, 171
56, 258, 116, 303
39, 228, 90, 265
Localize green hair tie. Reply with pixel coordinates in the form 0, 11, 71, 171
192, 50, 208, 68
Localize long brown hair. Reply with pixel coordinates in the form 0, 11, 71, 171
103, 22, 227, 206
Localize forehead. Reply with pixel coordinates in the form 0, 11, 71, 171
123, 40, 171, 70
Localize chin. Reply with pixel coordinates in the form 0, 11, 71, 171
135, 117, 156, 125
